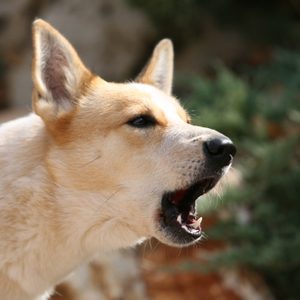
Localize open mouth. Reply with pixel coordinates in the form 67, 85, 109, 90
159, 177, 219, 245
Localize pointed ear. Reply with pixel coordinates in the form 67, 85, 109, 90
136, 39, 174, 95
32, 19, 93, 122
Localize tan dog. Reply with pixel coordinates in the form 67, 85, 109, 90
0, 19, 236, 300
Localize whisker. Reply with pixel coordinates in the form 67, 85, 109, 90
101, 187, 124, 206
201, 232, 208, 240
141, 240, 149, 259
152, 239, 160, 252
79, 154, 102, 168
148, 238, 153, 251
177, 246, 183, 257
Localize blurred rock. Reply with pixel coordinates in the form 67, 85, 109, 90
5, 0, 154, 107
221, 269, 274, 300
0, 0, 34, 108
176, 17, 247, 74
51, 249, 148, 300
40, 0, 154, 81
141, 241, 274, 300
0, 0, 33, 53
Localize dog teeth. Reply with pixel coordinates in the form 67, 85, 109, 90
176, 214, 182, 224
178, 214, 202, 232
190, 216, 203, 229
198, 216, 203, 225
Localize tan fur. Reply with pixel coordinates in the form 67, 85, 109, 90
0, 20, 232, 300
137, 39, 173, 95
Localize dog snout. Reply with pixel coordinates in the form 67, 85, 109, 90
204, 137, 236, 168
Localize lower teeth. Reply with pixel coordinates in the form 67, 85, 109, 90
177, 214, 203, 232
182, 225, 201, 234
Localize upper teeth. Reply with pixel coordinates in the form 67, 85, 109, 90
176, 214, 182, 224
190, 216, 202, 229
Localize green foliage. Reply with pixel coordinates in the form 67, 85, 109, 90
174, 50, 300, 300
175, 67, 251, 138
127, 0, 300, 48
208, 136, 300, 299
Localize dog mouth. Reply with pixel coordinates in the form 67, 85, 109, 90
159, 177, 219, 245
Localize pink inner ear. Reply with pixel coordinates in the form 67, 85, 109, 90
42, 35, 71, 102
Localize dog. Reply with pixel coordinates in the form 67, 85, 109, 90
0, 19, 236, 300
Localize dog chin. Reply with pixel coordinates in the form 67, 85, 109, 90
154, 231, 202, 248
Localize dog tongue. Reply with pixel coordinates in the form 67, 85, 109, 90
171, 189, 188, 205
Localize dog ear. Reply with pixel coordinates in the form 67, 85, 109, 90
136, 39, 174, 95
32, 19, 93, 122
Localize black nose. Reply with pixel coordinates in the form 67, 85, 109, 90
204, 138, 236, 168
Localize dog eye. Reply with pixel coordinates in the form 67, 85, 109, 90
127, 115, 157, 128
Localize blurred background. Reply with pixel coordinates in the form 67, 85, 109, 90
1, 0, 300, 299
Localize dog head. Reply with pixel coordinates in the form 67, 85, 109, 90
32, 20, 236, 248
